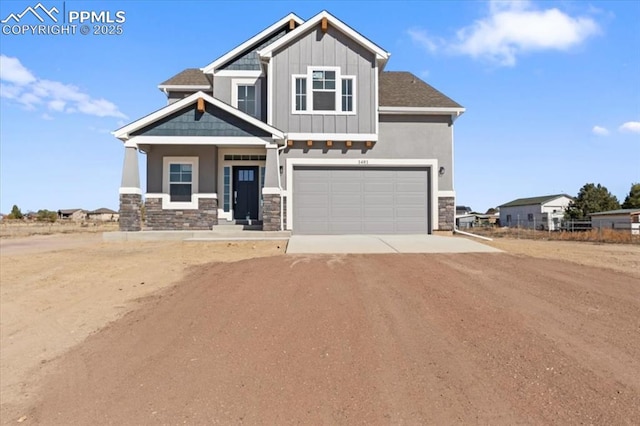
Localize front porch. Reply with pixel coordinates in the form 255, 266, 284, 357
113, 92, 286, 232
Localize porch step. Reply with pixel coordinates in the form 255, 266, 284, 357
217, 220, 263, 231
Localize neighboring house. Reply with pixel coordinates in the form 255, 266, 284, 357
456, 206, 472, 216
113, 11, 464, 234
57, 209, 86, 221
456, 212, 499, 229
87, 208, 119, 222
499, 194, 572, 231
590, 209, 640, 235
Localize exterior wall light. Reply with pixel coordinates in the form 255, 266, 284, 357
439, 166, 445, 176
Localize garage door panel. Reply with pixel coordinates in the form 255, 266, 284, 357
293, 166, 430, 235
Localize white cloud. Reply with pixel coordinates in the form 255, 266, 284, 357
619, 121, 640, 134
410, 1, 601, 66
592, 125, 609, 136
41, 113, 54, 120
0, 55, 126, 119
0, 55, 36, 85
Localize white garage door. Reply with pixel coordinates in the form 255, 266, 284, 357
292, 166, 431, 234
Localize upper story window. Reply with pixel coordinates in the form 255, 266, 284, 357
292, 67, 356, 115
237, 85, 256, 116
232, 78, 261, 118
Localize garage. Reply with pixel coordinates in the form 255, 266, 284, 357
292, 166, 431, 234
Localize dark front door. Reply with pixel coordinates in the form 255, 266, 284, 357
233, 166, 259, 220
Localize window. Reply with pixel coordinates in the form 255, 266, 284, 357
528, 214, 534, 222
292, 67, 355, 114
169, 164, 192, 202
232, 78, 261, 118
342, 78, 353, 112
238, 169, 255, 182
237, 85, 256, 116
312, 70, 336, 111
506, 214, 512, 224
295, 78, 306, 111
163, 157, 199, 206
223, 166, 231, 212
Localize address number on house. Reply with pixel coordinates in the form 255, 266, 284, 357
357, 160, 369, 165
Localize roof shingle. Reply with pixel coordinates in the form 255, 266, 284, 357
159, 69, 212, 87
379, 71, 462, 108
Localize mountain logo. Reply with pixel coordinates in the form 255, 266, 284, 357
2, 3, 59, 24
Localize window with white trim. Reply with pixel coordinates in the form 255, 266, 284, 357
292, 67, 355, 114
237, 85, 256, 116
232, 78, 261, 118
163, 157, 199, 204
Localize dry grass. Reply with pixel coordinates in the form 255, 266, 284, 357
0, 221, 118, 238
469, 226, 640, 245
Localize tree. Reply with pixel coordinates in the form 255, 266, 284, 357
8, 205, 23, 220
622, 183, 640, 209
36, 209, 57, 222
565, 183, 620, 219
485, 207, 498, 215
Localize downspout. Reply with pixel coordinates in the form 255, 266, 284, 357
276, 143, 287, 231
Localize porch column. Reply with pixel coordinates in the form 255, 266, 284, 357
119, 140, 142, 231
262, 144, 282, 231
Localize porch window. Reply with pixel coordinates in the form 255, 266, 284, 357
169, 164, 192, 202
162, 157, 199, 206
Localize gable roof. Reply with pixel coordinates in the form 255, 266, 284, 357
379, 72, 462, 109
258, 11, 390, 63
499, 194, 573, 208
201, 13, 304, 74
158, 69, 212, 90
590, 208, 640, 216
113, 91, 284, 140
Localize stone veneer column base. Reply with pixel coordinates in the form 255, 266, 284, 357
145, 197, 218, 230
119, 193, 142, 231
262, 194, 282, 231
438, 196, 455, 231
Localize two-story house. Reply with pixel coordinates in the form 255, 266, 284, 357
113, 11, 464, 234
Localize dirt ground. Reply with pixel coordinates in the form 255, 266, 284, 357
1, 235, 639, 424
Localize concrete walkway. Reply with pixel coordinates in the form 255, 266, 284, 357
286, 234, 501, 254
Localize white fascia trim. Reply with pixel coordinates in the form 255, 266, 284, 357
157, 85, 211, 91
214, 70, 263, 77
374, 62, 379, 135
112, 91, 285, 140
379, 106, 466, 116
258, 11, 390, 62
146, 193, 217, 210
438, 190, 456, 197
123, 140, 138, 148
262, 187, 281, 195
119, 187, 142, 195
286, 133, 378, 142
132, 136, 274, 146
201, 13, 304, 74
285, 158, 439, 231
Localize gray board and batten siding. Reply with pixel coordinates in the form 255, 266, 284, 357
271, 25, 377, 134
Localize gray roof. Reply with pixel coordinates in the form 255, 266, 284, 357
379, 72, 462, 108
499, 194, 573, 208
159, 69, 212, 87
88, 208, 118, 214
58, 209, 84, 214
590, 208, 640, 216
159, 69, 461, 108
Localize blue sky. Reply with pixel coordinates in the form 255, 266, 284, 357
1, 0, 638, 214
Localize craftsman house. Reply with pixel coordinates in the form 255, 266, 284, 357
113, 11, 464, 234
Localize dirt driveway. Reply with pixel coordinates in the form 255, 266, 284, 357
3, 242, 638, 424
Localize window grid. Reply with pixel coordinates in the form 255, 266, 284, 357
341, 78, 353, 112
223, 167, 231, 212
295, 78, 306, 111
169, 163, 192, 202
237, 85, 257, 116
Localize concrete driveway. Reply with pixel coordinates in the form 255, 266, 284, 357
286, 234, 501, 254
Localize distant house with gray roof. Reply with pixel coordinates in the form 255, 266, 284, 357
590, 209, 640, 235
113, 11, 464, 235
499, 194, 573, 230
